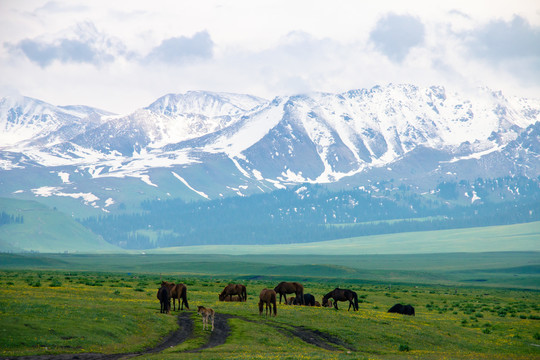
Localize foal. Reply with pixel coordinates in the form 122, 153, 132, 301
197, 305, 215, 331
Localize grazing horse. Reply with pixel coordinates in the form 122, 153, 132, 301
322, 288, 359, 311
286, 297, 296, 305
388, 303, 415, 316
274, 281, 304, 305
259, 288, 277, 317
219, 284, 247, 302
293, 293, 316, 306
157, 285, 170, 314
162, 281, 189, 311
197, 306, 215, 331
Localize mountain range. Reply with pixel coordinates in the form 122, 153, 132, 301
1, 84, 539, 216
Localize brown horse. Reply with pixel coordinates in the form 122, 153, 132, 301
259, 288, 277, 316
322, 288, 359, 311
162, 281, 189, 311
219, 284, 247, 302
286, 296, 296, 305
274, 281, 304, 305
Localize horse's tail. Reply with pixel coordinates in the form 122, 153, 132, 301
243, 287, 247, 302
182, 286, 189, 310
353, 292, 359, 311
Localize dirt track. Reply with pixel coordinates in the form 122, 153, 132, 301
1, 311, 353, 359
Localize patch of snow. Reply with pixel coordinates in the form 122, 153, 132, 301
171, 171, 209, 199
58, 171, 70, 183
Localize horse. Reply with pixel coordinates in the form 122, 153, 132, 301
259, 288, 277, 316
274, 281, 304, 305
219, 284, 247, 302
157, 285, 170, 314
388, 303, 415, 316
286, 297, 296, 305
223, 295, 242, 302
162, 281, 189, 311
323, 299, 333, 308
293, 293, 316, 306
322, 288, 359, 311
197, 306, 215, 331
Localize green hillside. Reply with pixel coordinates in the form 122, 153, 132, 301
148, 221, 540, 255
0, 197, 121, 253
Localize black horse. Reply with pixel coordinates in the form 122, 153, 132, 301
322, 288, 359, 311
293, 293, 316, 306
157, 285, 171, 314
388, 303, 415, 316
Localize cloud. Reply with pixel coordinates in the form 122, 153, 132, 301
465, 16, 540, 61
369, 13, 425, 63
144, 31, 214, 64
7, 22, 125, 67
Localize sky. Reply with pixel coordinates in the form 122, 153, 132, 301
0, 0, 539, 114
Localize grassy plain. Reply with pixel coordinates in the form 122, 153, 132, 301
0, 253, 539, 359
147, 221, 540, 255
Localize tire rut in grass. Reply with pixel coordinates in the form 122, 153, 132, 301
2, 312, 354, 359
230, 315, 355, 352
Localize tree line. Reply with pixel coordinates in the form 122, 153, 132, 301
80, 176, 540, 249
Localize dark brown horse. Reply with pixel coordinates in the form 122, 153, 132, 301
157, 285, 170, 314
259, 288, 277, 316
162, 281, 189, 311
322, 288, 359, 311
293, 293, 316, 306
219, 284, 247, 302
274, 281, 304, 305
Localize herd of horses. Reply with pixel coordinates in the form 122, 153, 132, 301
158, 280, 415, 319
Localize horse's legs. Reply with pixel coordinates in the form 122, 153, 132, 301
283, 294, 287, 305
334, 300, 339, 310
211, 314, 214, 331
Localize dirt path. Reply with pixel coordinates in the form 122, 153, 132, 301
1, 311, 354, 359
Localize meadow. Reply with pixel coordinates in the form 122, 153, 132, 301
0, 253, 539, 359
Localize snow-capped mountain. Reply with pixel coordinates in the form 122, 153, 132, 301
1, 85, 539, 215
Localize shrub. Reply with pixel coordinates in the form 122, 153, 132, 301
399, 344, 410, 352
49, 279, 62, 287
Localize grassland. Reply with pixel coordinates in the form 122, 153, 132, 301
0, 197, 120, 253
147, 221, 540, 255
0, 253, 539, 359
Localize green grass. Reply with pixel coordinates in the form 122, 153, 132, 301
147, 221, 540, 255
1, 252, 539, 289
0, 197, 121, 252
1, 269, 539, 359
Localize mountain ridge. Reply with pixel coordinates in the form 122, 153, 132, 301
1, 84, 539, 215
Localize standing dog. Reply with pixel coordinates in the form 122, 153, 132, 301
197, 305, 215, 331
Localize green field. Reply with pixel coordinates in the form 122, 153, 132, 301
0, 197, 121, 253
0, 253, 539, 359
146, 221, 540, 255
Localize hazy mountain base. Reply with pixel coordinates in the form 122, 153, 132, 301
80, 176, 540, 250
